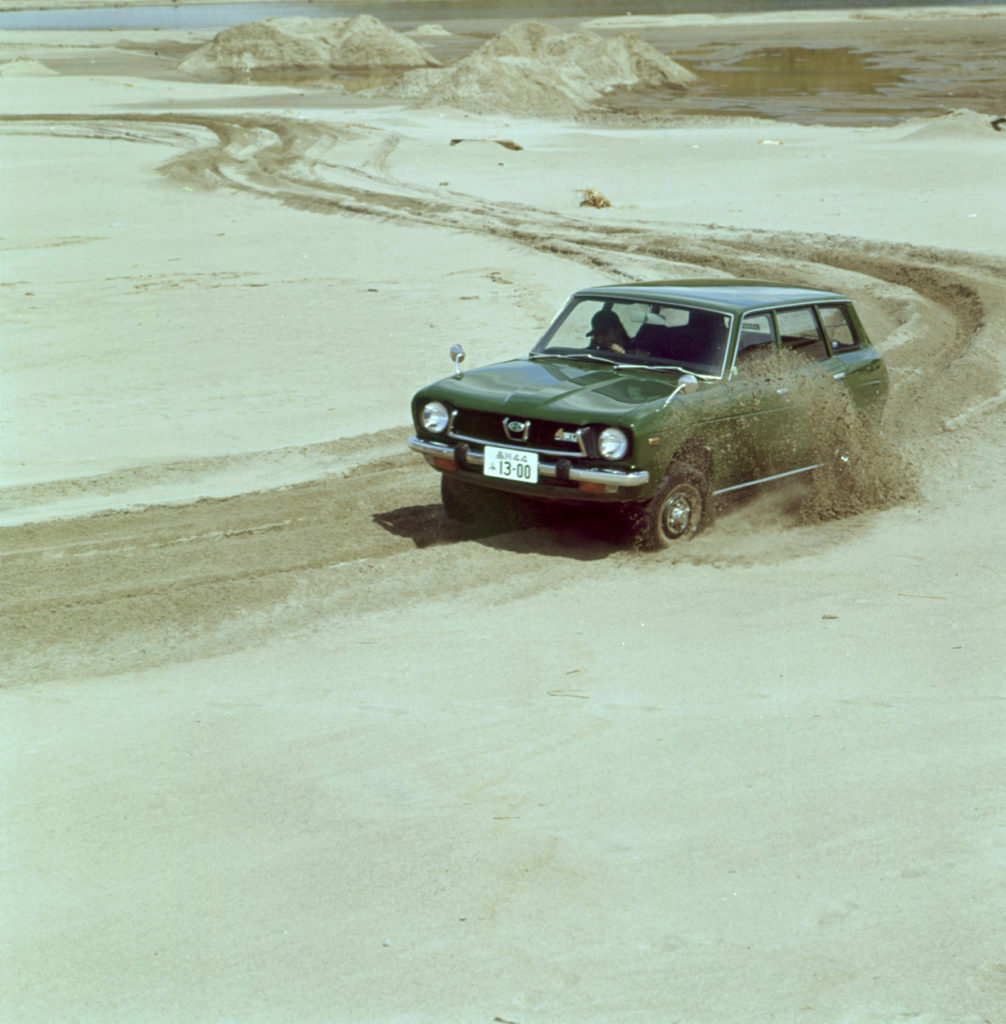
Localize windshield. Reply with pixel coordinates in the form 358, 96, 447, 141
535, 297, 733, 378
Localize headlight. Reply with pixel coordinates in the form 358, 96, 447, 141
421, 400, 450, 434
598, 426, 629, 460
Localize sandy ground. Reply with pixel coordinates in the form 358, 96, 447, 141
2, 4, 1005, 1023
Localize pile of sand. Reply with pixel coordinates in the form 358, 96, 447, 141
178, 14, 439, 78
389, 20, 698, 116
899, 106, 1006, 139
409, 24, 452, 37
0, 56, 58, 76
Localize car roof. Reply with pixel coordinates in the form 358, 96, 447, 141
573, 279, 851, 314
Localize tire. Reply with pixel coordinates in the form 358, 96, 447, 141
441, 473, 483, 522
631, 463, 710, 549
441, 473, 518, 528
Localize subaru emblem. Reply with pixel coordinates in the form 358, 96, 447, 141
503, 417, 530, 442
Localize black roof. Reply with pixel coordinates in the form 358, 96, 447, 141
574, 279, 850, 314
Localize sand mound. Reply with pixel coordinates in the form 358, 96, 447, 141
410, 24, 452, 37
178, 14, 439, 77
390, 20, 698, 116
899, 107, 1006, 139
0, 56, 58, 77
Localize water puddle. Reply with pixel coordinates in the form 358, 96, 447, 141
691, 46, 906, 100
0, 0, 996, 30
0, 3, 340, 30
663, 45, 922, 125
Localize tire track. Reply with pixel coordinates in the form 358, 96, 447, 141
1, 455, 443, 684
3, 110, 1004, 684
6, 111, 1003, 439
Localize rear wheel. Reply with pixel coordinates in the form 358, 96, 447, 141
631, 463, 710, 549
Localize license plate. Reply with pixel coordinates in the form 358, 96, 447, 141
483, 445, 538, 484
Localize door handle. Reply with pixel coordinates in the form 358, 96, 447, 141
776, 387, 789, 395
832, 371, 846, 380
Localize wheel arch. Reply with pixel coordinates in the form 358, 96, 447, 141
670, 438, 713, 483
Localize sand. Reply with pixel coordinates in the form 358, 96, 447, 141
385, 21, 697, 116
178, 14, 441, 78
1, 4, 1005, 1022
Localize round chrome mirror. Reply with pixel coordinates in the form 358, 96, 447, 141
664, 373, 700, 406
450, 344, 466, 375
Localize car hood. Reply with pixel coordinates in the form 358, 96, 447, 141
426, 357, 684, 423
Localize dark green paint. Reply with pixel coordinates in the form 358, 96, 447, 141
410, 281, 888, 505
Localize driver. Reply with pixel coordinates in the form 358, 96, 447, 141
586, 309, 632, 355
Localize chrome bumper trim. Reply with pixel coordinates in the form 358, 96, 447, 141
408, 436, 650, 488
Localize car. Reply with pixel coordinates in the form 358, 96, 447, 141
408, 279, 888, 548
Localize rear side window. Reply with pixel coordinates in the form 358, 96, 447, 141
817, 304, 860, 353
776, 307, 829, 361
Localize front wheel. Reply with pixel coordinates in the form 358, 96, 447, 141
441, 473, 526, 529
441, 473, 492, 522
630, 463, 710, 549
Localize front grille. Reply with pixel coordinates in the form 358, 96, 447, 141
450, 409, 592, 458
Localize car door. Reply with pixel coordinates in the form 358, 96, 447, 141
816, 302, 888, 419
718, 311, 793, 483
772, 305, 841, 472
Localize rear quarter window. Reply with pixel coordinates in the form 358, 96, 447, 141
817, 304, 860, 353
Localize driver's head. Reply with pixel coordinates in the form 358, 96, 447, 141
587, 309, 625, 348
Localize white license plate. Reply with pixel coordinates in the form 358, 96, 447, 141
483, 445, 539, 484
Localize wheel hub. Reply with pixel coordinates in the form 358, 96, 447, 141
662, 491, 694, 538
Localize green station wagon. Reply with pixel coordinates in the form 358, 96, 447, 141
408, 280, 888, 547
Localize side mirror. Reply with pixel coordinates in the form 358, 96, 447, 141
664, 373, 699, 406
450, 343, 466, 375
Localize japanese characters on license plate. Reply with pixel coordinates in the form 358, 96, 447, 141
483, 445, 538, 484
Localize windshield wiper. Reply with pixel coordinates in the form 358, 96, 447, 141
647, 363, 719, 381
531, 351, 625, 367
532, 351, 719, 379
634, 362, 691, 375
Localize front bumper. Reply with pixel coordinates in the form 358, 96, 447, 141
408, 436, 650, 489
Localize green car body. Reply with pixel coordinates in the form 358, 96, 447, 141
408, 280, 888, 546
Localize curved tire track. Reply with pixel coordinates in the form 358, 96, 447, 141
2, 111, 1004, 683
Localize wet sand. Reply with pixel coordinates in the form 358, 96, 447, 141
2, 4, 1005, 1022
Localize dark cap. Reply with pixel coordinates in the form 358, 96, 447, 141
586, 309, 622, 337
